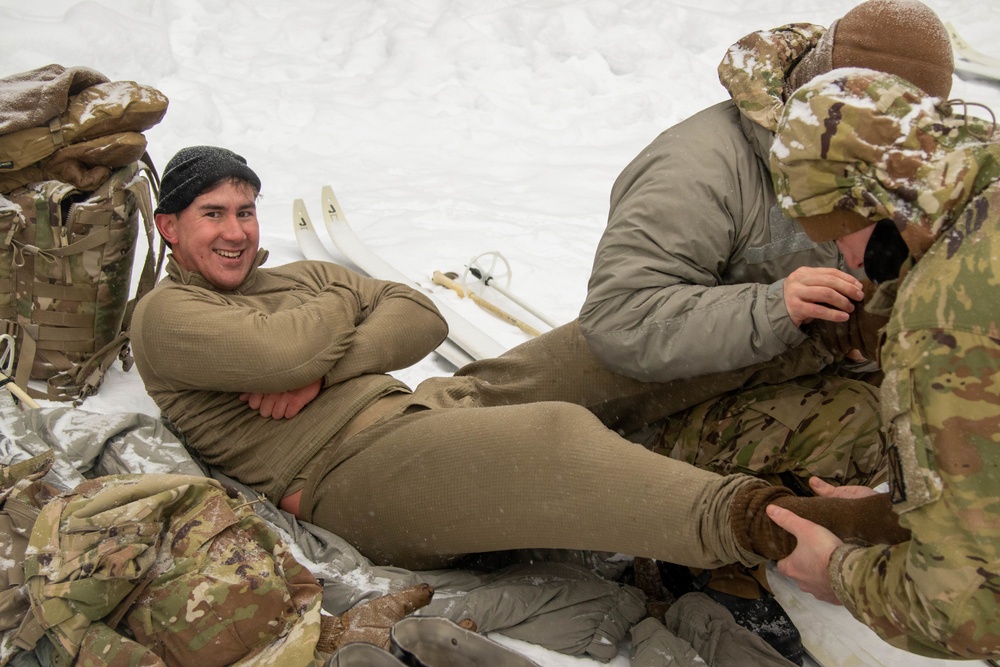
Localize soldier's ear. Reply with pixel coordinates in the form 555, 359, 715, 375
155, 212, 180, 247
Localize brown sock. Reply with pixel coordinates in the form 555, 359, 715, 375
732, 484, 911, 560
773, 491, 911, 549
731, 484, 798, 560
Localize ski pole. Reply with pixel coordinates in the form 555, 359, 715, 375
461, 251, 558, 330
432, 271, 542, 337
0, 373, 39, 410
466, 266, 558, 329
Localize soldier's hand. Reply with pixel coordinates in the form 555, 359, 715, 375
767, 505, 843, 605
239, 379, 322, 419
318, 583, 435, 653
783, 266, 864, 327
845, 348, 867, 362
808, 476, 877, 500
804, 278, 887, 362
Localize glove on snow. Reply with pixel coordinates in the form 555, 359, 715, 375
318, 583, 435, 654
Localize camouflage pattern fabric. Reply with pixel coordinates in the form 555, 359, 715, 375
0, 160, 155, 402
770, 69, 1000, 245
656, 373, 885, 488
0, 450, 57, 664
717, 23, 825, 132
771, 70, 1000, 659
0, 450, 55, 505
20, 474, 327, 667
75, 622, 165, 667
0, 65, 166, 404
0, 64, 167, 192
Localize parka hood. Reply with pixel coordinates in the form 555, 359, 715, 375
718, 23, 826, 134
770, 69, 1000, 259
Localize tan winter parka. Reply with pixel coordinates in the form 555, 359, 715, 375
580, 24, 845, 382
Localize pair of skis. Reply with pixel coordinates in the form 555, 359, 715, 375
948, 22, 1000, 83
292, 187, 549, 368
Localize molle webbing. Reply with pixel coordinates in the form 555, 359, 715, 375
0, 160, 161, 402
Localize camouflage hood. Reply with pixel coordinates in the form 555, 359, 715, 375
718, 23, 826, 133
770, 69, 1000, 253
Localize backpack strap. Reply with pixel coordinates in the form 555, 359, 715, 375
119, 157, 164, 340
18, 157, 163, 404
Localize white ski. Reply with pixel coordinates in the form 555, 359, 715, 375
292, 197, 485, 368
292, 188, 512, 366
292, 197, 335, 263
948, 22, 1000, 82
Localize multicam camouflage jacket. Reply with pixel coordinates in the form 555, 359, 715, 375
717, 23, 824, 133
771, 70, 1000, 660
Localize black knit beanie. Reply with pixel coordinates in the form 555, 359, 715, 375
155, 146, 261, 215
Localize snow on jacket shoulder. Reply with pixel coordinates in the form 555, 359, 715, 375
580, 23, 840, 382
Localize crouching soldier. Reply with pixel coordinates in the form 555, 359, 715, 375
767, 68, 1000, 660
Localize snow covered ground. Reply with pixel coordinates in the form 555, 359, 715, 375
3, 0, 999, 664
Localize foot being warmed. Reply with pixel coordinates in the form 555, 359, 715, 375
731, 483, 911, 561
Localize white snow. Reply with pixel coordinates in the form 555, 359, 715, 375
2, 0, 999, 664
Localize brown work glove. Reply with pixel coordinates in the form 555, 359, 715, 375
731, 483, 911, 561
807, 279, 889, 364
317, 583, 435, 654
632, 556, 676, 620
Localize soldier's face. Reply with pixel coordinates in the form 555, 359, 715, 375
156, 181, 260, 290
835, 223, 877, 271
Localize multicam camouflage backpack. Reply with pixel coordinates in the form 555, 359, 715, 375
5, 473, 329, 667
0, 65, 167, 403
0, 161, 162, 403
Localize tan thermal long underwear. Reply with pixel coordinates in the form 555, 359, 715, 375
300, 398, 763, 572
296, 320, 837, 572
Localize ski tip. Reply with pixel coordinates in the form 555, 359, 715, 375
945, 21, 1000, 72
321, 185, 338, 205
945, 22, 970, 51
292, 199, 313, 231
321, 185, 346, 224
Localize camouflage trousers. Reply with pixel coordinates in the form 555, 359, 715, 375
652, 373, 886, 489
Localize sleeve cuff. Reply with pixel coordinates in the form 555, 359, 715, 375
767, 279, 808, 347
827, 542, 865, 613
